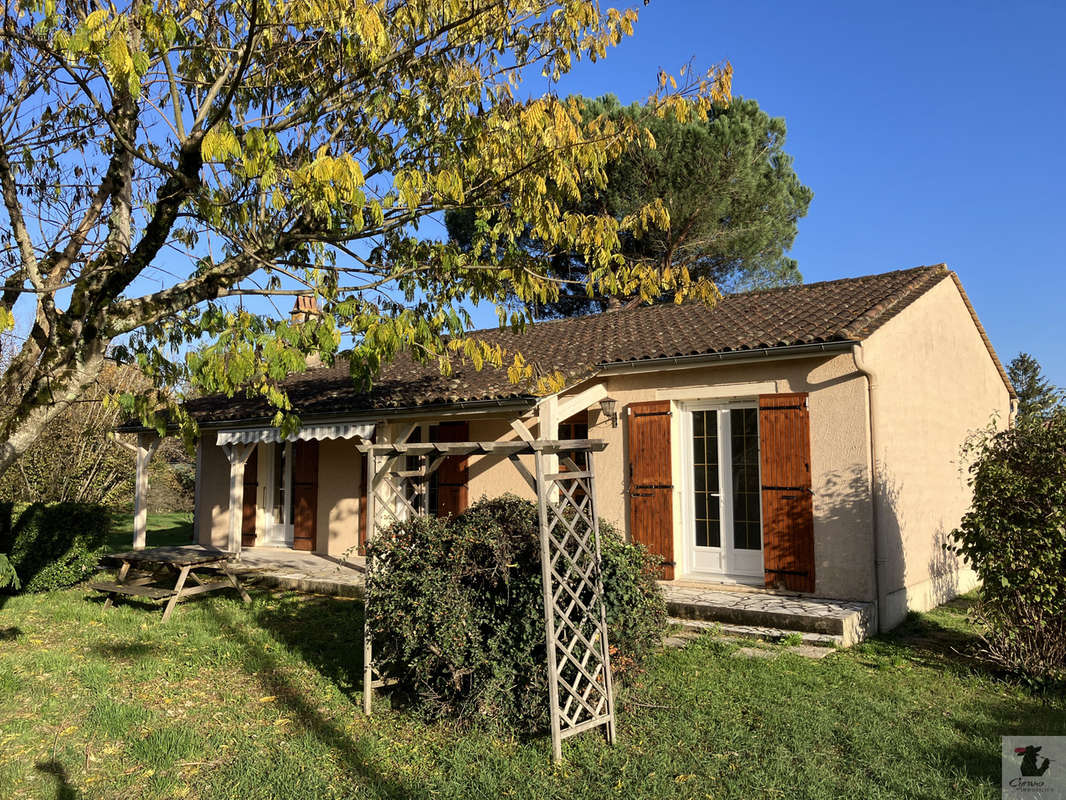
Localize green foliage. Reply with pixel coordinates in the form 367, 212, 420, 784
365, 495, 666, 731
953, 411, 1066, 685
0, 1, 734, 466
0, 502, 111, 593
0, 355, 136, 507
447, 94, 812, 317
1007, 352, 1062, 421
597, 519, 668, 671
0, 553, 18, 590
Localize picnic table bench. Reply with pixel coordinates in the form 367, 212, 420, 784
91, 546, 251, 622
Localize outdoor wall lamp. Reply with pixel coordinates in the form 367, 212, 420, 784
599, 396, 619, 428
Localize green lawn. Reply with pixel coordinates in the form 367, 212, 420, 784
106, 512, 194, 552
0, 586, 1061, 800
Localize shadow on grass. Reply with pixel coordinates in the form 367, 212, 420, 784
0, 626, 21, 640
938, 689, 1066, 790
91, 640, 161, 660
206, 598, 422, 799
868, 596, 989, 673
251, 594, 366, 703
34, 760, 79, 800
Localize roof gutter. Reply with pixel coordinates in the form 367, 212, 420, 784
597, 340, 858, 374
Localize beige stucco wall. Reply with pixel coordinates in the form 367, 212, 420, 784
435, 354, 875, 601
194, 434, 364, 558
316, 438, 363, 558
860, 276, 1012, 628
467, 418, 538, 503
584, 355, 876, 602
196, 431, 232, 548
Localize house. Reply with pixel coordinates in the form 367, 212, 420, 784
176, 264, 1014, 634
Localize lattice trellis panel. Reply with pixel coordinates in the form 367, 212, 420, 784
362, 450, 428, 715
359, 438, 617, 763
534, 450, 617, 763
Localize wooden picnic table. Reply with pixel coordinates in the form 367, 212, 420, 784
91, 546, 251, 622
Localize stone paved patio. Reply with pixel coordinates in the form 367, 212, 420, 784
226, 548, 366, 598
661, 583, 874, 645
199, 547, 873, 645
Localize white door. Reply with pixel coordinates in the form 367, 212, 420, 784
684, 404, 764, 581
257, 442, 293, 547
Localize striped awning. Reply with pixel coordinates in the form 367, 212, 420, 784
215, 422, 374, 447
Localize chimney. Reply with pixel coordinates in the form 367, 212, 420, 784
290, 294, 320, 324
291, 295, 323, 367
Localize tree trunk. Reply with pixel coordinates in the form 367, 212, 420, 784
0, 342, 109, 478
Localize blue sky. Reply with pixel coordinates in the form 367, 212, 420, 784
520, 0, 1065, 384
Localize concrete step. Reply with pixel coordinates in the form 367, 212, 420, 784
667, 617, 842, 648
662, 584, 873, 646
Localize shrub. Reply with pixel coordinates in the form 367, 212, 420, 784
0, 554, 18, 590
0, 502, 111, 593
953, 411, 1066, 686
365, 494, 666, 730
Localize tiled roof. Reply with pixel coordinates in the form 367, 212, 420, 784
185, 264, 1012, 425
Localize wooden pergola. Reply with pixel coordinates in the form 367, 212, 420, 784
356, 429, 617, 762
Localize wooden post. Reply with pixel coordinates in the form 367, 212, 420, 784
587, 451, 617, 746
192, 440, 203, 544
534, 449, 565, 764
362, 446, 378, 716
539, 396, 560, 503
222, 442, 256, 557
132, 432, 160, 550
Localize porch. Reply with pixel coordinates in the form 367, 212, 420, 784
204, 546, 874, 647
226, 547, 366, 598
663, 583, 875, 646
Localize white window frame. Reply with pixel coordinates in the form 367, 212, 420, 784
679, 399, 764, 582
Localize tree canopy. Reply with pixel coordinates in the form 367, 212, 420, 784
1008, 352, 1062, 420
446, 93, 812, 317
0, 0, 732, 473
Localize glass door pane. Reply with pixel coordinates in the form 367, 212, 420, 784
272, 443, 285, 530
691, 410, 721, 548
730, 408, 761, 550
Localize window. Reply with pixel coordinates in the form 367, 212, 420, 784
691, 409, 721, 548
559, 411, 590, 470
730, 408, 761, 551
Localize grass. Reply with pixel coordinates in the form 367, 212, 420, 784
106, 512, 194, 552
0, 587, 1062, 800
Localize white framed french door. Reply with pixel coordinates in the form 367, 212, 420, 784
256, 441, 294, 547
681, 402, 764, 581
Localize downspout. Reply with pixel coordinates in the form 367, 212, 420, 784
852, 344, 884, 633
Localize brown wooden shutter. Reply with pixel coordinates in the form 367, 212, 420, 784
241, 447, 259, 548
291, 440, 319, 551
432, 421, 469, 517
626, 400, 675, 580
758, 393, 815, 593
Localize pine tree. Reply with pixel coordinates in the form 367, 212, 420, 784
447, 95, 812, 318
1008, 353, 1063, 419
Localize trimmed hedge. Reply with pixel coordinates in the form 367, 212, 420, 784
0, 502, 111, 593
365, 494, 666, 731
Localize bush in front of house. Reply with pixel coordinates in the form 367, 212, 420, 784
0, 502, 111, 593
952, 411, 1066, 686
365, 494, 666, 730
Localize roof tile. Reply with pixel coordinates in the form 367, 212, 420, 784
187, 264, 1009, 424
